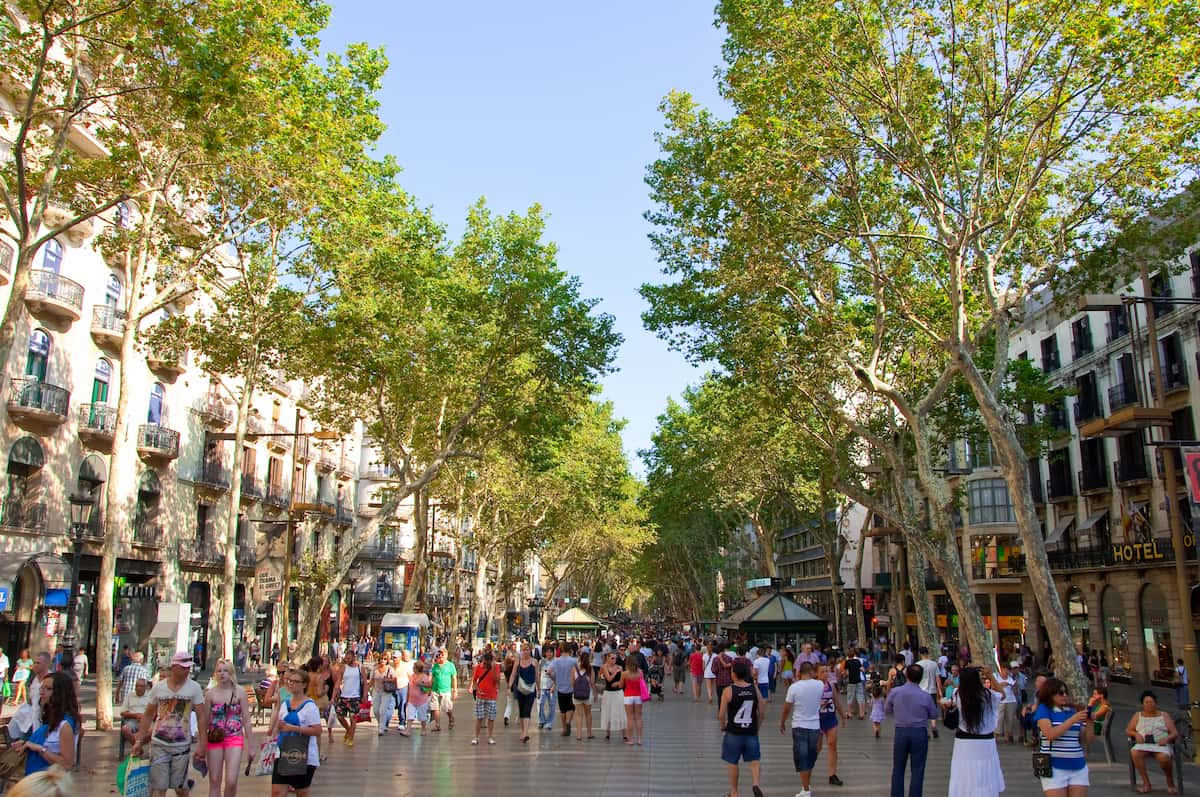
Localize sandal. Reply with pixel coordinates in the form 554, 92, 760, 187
1137, 786, 1152, 794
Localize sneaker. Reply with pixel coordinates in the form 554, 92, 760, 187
487, 738, 496, 745
829, 775, 844, 786
932, 728, 939, 739
471, 738, 479, 745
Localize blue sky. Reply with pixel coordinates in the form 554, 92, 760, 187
320, 2, 727, 470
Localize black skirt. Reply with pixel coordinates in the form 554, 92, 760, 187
272, 762, 316, 789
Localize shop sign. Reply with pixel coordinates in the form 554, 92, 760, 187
45, 609, 60, 636
998, 615, 1024, 631
0, 585, 9, 611
875, 613, 890, 624
118, 585, 156, 599
863, 595, 875, 611
256, 571, 282, 601
1111, 540, 1170, 564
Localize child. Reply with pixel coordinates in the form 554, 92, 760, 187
718, 657, 766, 797
649, 654, 665, 702
406, 661, 431, 732
869, 680, 886, 738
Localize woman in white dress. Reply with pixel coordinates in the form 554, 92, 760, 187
597, 651, 627, 740
948, 666, 1006, 797
703, 642, 716, 704
1127, 691, 1179, 794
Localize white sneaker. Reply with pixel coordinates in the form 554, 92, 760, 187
487, 738, 496, 745
471, 738, 479, 745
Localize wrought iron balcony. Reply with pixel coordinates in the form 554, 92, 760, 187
195, 463, 232, 492
0, 240, 11, 284
240, 474, 264, 500
0, 501, 48, 533
1108, 381, 1139, 411
1149, 363, 1188, 397
333, 506, 354, 526
90, 305, 126, 348
194, 396, 232, 427
7, 377, 69, 424
365, 463, 396, 480
336, 457, 356, 479
1078, 464, 1109, 493
137, 424, 180, 461
1114, 455, 1151, 484
237, 543, 256, 567
266, 422, 292, 452
315, 453, 337, 473
1010, 547, 1110, 573
77, 403, 116, 444
971, 562, 1020, 580
24, 270, 83, 321
1073, 396, 1104, 425
132, 522, 164, 549
358, 544, 400, 560
178, 538, 222, 565
1046, 472, 1074, 502
264, 484, 289, 508
146, 347, 188, 377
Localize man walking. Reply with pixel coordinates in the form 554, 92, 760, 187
333, 649, 364, 746
720, 657, 766, 797
712, 642, 734, 706
885, 664, 939, 797
780, 661, 825, 797
549, 641, 578, 737
915, 647, 942, 738
133, 651, 208, 797
429, 648, 458, 731
842, 649, 866, 719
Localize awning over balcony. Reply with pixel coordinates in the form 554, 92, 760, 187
1077, 510, 1108, 531
1046, 516, 1074, 545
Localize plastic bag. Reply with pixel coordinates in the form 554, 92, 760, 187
249, 740, 277, 777
117, 756, 151, 797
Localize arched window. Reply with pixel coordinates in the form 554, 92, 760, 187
25, 330, 50, 380
92, 359, 111, 403
147, 382, 165, 424
105, 274, 122, 308
41, 239, 62, 273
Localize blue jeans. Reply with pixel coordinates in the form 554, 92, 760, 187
396, 686, 407, 725
538, 690, 555, 728
892, 727, 929, 797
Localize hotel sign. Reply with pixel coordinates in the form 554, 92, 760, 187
1111, 539, 1172, 564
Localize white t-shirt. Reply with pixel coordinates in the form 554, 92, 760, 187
277, 699, 322, 767
785, 678, 825, 730
902, 649, 914, 667
147, 677, 206, 750
0, 653, 9, 679
995, 673, 1017, 704
937, 655, 949, 677
917, 659, 939, 694
753, 656, 771, 684
747, 646, 759, 661
703, 653, 715, 679
394, 659, 412, 689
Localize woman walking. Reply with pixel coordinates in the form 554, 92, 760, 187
15, 672, 78, 775
407, 661, 432, 731
816, 663, 846, 786
1034, 676, 1092, 796
507, 643, 538, 742
1127, 691, 1179, 794
538, 644, 557, 731
9, 650, 32, 706
268, 669, 322, 797
948, 667, 1005, 797
574, 651, 595, 739
619, 655, 645, 746
202, 659, 252, 797
703, 642, 716, 704
370, 653, 398, 735
598, 652, 627, 741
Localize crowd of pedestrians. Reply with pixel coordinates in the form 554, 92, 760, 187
0, 634, 1182, 797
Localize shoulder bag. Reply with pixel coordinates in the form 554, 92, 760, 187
277, 699, 313, 777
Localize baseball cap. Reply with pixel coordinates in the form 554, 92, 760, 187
170, 652, 193, 668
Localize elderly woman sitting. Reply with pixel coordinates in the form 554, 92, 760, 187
1127, 690, 1179, 794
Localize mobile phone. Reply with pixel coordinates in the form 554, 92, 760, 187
1145, 733, 1155, 745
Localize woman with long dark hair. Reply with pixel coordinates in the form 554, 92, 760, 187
948, 667, 1005, 797
507, 643, 538, 742
17, 672, 79, 775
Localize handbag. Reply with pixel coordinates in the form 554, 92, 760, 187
117, 755, 150, 797
517, 676, 535, 695
277, 734, 309, 777
1032, 752, 1053, 778
638, 674, 650, 703
206, 725, 226, 744
249, 741, 277, 777
943, 706, 959, 730
382, 669, 397, 693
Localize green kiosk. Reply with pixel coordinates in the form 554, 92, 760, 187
549, 606, 608, 640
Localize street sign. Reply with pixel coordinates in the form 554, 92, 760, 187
745, 577, 773, 589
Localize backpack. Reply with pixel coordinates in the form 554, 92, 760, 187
573, 668, 591, 700
891, 666, 906, 689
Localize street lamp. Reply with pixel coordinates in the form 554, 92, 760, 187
62, 493, 95, 668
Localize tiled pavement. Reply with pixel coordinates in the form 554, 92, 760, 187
64, 690, 1179, 796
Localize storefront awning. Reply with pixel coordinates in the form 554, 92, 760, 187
1045, 516, 1074, 545
1077, 510, 1108, 531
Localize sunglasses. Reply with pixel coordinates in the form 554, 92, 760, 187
1056, 689, 1069, 696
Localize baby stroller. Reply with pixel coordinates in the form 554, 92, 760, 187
648, 662, 665, 701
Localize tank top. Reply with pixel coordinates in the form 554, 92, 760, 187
604, 669, 622, 690
210, 691, 245, 738
725, 683, 760, 735
341, 664, 362, 698
623, 671, 643, 697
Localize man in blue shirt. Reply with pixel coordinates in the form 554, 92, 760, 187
884, 665, 939, 797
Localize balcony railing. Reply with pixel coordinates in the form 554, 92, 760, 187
1107, 317, 1130, 342
195, 463, 232, 491
267, 422, 292, 451
333, 506, 354, 526
359, 544, 400, 560
0, 502, 48, 532
1149, 362, 1189, 397
240, 474, 264, 500
971, 562, 1020, 580
353, 589, 402, 606
8, 377, 69, 421
26, 269, 84, 311
1047, 473, 1074, 501
77, 403, 117, 437
237, 544, 256, 567
1010, 547, 1110, 573
179, 538, 221, 564
1073, 396, 1104, 425
336, 457, 356, 478
1078, 465, 1109, 493
132, 522, 164, 548
264, 484, 289, 508
316, 453, 337, 472
90, 304, 126, 342
1108, 381, 1139, 411
365, 463, 396, 479
1114, 455, 1151, 484
1042, 349, 1061, 373
1071, 331, 1094, 360
194, 396, 232, 426
137, 424, 180, 459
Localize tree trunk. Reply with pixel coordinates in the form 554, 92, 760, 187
853, 513, 870, 650
0, 239, 37, 379
907, 544, 939, 651
473, 550, 489, 642
95, 193, 158, 730
748, 513, 778, 576
291, 583, 326, 666
215, 375, 255, 664
401, 489, 429, 613
959, 358, 1089, 697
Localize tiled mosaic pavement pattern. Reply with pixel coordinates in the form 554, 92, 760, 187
64, 691, 1179, 795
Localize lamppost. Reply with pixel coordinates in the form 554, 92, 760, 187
61, 493, 95, 667
527, 595, 545, 641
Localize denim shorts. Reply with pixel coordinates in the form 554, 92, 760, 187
721, 732, 761, 764
791, 727, 821, 772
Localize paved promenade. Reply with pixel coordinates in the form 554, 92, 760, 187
61, 686, 1178, 796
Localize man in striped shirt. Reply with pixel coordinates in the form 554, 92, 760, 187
117, 652, 151, 704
